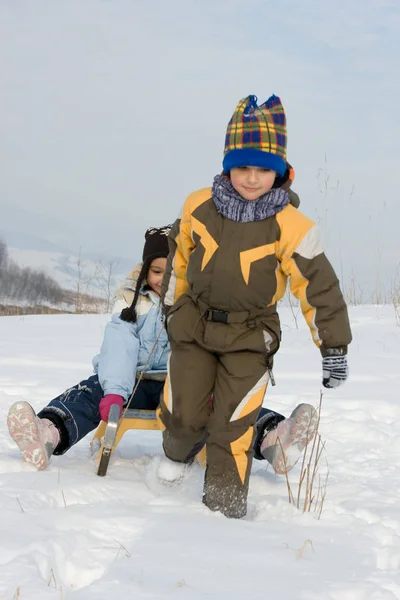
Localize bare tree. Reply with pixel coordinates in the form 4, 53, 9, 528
61, 247, 87, 312
94, 259, 120, 313
0, 239, 7, 268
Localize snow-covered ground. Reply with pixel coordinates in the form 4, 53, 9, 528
0, 306, 399, 599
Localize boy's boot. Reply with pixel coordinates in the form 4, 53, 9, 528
158, 456, 192, 485
257, 404, 318, 474
7, 401, 60, 470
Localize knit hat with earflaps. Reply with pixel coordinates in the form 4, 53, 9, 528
120, 225, 172, 323
142, 225, 171, 262
223, 95, 287, 177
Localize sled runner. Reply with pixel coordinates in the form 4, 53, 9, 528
91, 404, 207, 476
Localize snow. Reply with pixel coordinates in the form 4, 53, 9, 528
0, 306, 399, 599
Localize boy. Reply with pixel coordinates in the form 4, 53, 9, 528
158, 94, 351, 518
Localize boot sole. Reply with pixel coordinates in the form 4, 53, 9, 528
273, 404, 318, 475
7, 401, 50, 470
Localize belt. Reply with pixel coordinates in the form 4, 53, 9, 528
204, 308, 250, 324
195, 297, 257, 325
190, 294, 275, 325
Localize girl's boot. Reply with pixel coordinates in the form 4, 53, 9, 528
7, 401, 60, 470
258, 404, 318, 474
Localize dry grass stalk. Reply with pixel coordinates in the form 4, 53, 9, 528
278, 437, 295, 505
286, 291, 299, 329
316, 463, 329, 519
61, 490, 67, 507
296, 422, 312, 508
282, 392, 329, 519
393, 292, 400, 327
16, 497, 25, 513
130, 460, 152, 492
113, 539, 131, 559
389, 265, 400, 326
13, 587, 21, 599
304, 431, 323, 511
296, 538, 314, 560
48, 568, 57, 588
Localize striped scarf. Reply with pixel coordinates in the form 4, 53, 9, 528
212, 174, 290, 223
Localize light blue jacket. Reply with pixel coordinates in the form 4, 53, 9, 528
92, 289, 169, 399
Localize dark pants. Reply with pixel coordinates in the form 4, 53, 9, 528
38, 374, 284, 460
38, 375, 164, 455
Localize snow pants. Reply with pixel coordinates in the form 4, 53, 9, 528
158, 296, 280, 519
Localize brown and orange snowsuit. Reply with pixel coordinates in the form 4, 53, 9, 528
158, 183, 351, 518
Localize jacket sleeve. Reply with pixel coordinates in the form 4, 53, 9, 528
96, 314, 139, 399
161, 207, 195, 309
111, 263, 142, 315
276, 205, 352, 355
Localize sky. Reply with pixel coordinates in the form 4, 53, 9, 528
0, 0, 399, 298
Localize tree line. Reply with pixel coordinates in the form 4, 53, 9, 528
0, 239, 66, 306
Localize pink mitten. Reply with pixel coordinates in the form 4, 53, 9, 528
99, 394, 124, 422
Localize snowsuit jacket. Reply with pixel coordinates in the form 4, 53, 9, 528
162, 188, 352, 355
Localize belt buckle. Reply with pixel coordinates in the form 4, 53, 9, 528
207, 309, 228, 324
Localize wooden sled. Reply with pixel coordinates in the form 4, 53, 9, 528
91, 405, 206, 476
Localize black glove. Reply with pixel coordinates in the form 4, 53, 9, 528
322, 351, 348, 388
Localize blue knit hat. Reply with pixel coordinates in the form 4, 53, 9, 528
222, 95, 287, 177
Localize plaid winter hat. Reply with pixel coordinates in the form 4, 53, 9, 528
223, 95, 287, 177
142, 225, 172, 262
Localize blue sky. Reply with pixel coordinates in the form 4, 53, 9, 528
0, 0, 399, 297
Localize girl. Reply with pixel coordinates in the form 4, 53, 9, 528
7, 226, 172, 470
